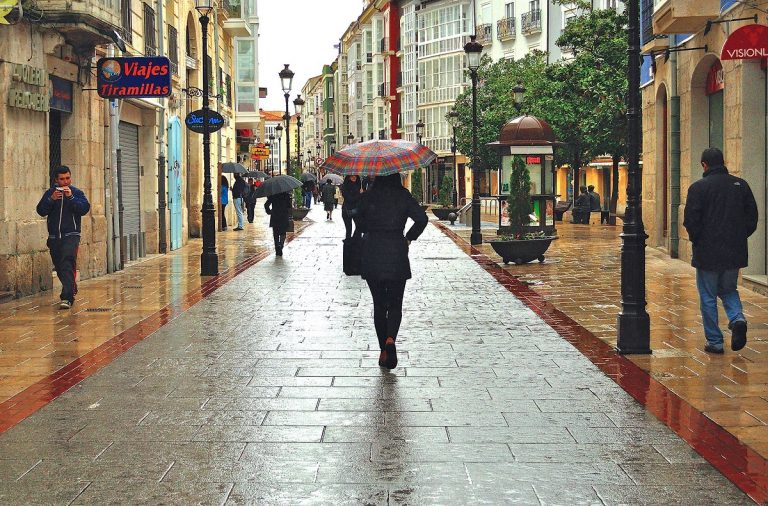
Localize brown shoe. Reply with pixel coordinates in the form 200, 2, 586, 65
384, 337, 397, 369
378, 350, 387, 367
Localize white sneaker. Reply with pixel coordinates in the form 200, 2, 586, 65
59, 300, 72, 310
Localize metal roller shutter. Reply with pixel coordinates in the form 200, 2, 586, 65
118, 121, 141, 261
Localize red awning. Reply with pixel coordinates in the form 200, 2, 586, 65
237, 129, 253, 138
721, 24, 768, 60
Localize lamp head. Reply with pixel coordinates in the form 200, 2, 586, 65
279, 64, 294, 94
463, 35, 483, 71
195, 0, 213, 16
275, 123, 283, 140
446, 109, 459, 127
415, 118, 425, 138
293, 94, 305, 115
512, 82, 526, 105
347, 133, 354, 142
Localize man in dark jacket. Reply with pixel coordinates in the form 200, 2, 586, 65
231, 173, 247, 231
301, 179, 315, 209
36, 166, 91, 309
572, 186, 591, 224
244, 181, 258, 223
683, 148, 758, 354
588, 185, 601, 224
264, 191, 291, 256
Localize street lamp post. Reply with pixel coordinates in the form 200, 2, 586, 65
196, 0, 218, 276
617, 0, 651, 354
275, 124, 284, 175
279, 64, 294, 176
294, 94, 305, 177
415, 119, 426, 203
464, 35, 483, 246
268, 133, 275, 175
447, 109, 459, 207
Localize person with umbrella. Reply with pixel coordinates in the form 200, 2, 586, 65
321, 139, 434, 369
341, 175, 363, 239
300, 173, 316, 210
321, 178, 337, 221
258, 175, 302, 256
220, 175, 229, 230
244, 180, 259, 224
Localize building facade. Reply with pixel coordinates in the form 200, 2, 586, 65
640, 0, 767, 288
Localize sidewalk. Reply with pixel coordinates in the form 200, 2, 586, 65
0, 206, 308, 404
0, 206, 750, 504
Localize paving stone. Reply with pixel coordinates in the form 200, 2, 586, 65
71, 480, 234, 506
226, 483, 388, 506
322, 426, 449, 443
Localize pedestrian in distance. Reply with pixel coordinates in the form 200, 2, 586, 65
231, 173, 246, 231
264, 191, 291, 257
302, 179, 314, 209
683, 147, 758, 354
220, 175, 229, 230
572, 186, 591, 224
588, 184, 601, 223
244, 181, 258, 223
312, 184, 320, 204
321, 178, 337, 220
341, 175, 363, 239
36, 166, 91, 310
356, 173, 429, 369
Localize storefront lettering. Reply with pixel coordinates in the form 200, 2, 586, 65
11, 64, 45, 87
725, 47, 768, 59
721, 24, 768, 61
8, 88, 49, 111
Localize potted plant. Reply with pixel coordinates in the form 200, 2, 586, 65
410, 167, 429, 211
291, 161, 310, 221
489, 156, 557, 264
431, 176, 460, 221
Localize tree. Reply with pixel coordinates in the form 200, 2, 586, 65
437, 176, 454, 208
410, 167, 424, 204
507, 156, 532, 239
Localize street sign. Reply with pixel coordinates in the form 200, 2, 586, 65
316, 157, 324, 166
185, 109, 225, 134
96, 57, 172, 99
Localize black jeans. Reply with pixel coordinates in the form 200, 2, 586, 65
47, 236, 80, 302
342, 208, 361, 239
366, 279, 407, 350
221, 203, 228, 229
273, 228, 286, 252
246, 202, 256, 223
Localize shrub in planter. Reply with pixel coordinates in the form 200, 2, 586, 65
410, 167, 424, 204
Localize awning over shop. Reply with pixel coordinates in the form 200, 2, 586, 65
237, 129, 253, 138
721, 24, 768, 61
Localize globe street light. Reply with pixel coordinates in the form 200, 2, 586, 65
447, 109, 460, 207
617, 0, 651, 354
293, 94, 305, 176
464, 34, 483, 245
195, 0, 217, 276
279, 64, 294, 176
275, 123, 283, 175
415, 118, 425, 145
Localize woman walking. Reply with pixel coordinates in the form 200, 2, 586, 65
321, 178, 337, 220
341, 175, 363, 239
220, 175, 230, 230
264, 191, 291, 256
356, 173, 428, 369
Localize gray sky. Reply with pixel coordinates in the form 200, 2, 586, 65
258, 0, 364, 111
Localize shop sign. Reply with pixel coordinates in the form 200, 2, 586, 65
7, 63, 48, 112
49, 76, 73, 113
96, 57, 171, 99
526, 156, 542, 165
706, 60, 724, 96
185, 109, 225, 133
249, 143, 270, 160
721, 24, 768, 61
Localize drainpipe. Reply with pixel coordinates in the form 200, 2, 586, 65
103, 74, 114, 274
669, 49, 681, 258
156, 0, 167, 254
108, 44, 123, 271
214, 9, 223, 169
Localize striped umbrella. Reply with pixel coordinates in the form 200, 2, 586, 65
320, 139, 437, 177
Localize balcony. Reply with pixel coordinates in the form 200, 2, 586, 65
475, 23, 492, 45
652, 0, 720, 34
497, 17, 516, 41
223, 19, 251, 36
521, 9, 542, 35
34, 0, 122, 51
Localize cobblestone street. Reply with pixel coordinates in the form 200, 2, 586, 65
0, 207, 752, 504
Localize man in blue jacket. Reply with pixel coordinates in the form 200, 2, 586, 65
684, 148, 758, 354
36, 166, 91, 309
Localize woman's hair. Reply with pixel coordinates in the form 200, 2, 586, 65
221, 175, 229, 186
375, 173, 402, 188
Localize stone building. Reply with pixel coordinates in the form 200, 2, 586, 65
0, 0, 244, 300
640, 0, 767, 288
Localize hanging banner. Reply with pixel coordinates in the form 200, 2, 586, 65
721, 24, 768, 60
185, 109, 225, 134
96, 57, 172, 99
706, 60, 724, 96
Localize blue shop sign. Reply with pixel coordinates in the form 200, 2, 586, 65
96, 57, 171, 99
185, 109, 225, 134
49, 75, 73, 113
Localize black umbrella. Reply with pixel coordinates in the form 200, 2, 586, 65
299, 172, 317, 182
221, 162, 247, 174
254, 175, 302, 198
246, 170, 270, 179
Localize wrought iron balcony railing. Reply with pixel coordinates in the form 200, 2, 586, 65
521, 9, 542, 35
497, 17, 516, 41
475, 23, 492, 44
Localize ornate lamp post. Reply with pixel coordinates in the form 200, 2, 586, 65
346, 133, 354, 145
617, 0, 651, 354
268, 133, 275, 175
447, 109, 459, 207
464, 34, 483, 245
275, 123, 283, 175
279, 64, 294, 175
415, 118, 425, 145
512, 82, 526, 110
294, 94, 305, 174
196, 0, 218, 276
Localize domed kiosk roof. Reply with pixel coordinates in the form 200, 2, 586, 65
487, 115, 562, 150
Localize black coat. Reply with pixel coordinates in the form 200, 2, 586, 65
683, 166, 758, 271
588, 191, 601, 211
356, 181, 428, 281
232, 177, 247, 199
264, 192, 291, 232
573, 193, 591, 213
341, 178, 363, 210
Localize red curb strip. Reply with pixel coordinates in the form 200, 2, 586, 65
434, 221, 768, 504
0, 228, 307, 434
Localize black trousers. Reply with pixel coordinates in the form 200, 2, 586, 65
366, 279, 407, 350
47, 236, 80, 302
272, 228, 286, 251
342, 208, 361, 239
221, 203, 228, 229
246, 202, 256, 223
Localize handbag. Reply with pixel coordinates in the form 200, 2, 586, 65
343, 236, 362, 276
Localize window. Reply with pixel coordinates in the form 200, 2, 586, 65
237, 39, 255, 82
529, 0, 540, 11
504, 2, 514, 18
143, 3, 156, 56
167, 25, 178, 75
121, 0, 132, 44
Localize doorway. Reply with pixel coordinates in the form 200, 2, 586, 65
168, 116, 183, 250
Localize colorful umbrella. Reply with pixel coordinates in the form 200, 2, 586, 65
320, 139, 436, 177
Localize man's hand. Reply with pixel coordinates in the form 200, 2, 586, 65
61, 186, 72, 198
51, 190, 63, 201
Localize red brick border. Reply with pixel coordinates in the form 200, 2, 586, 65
434, 221, 767, 504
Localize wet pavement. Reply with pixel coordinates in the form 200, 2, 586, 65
0, 206, 751, 504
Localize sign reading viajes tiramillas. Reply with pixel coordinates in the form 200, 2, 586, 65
96, 57, 172, 99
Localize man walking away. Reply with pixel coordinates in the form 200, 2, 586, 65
36, 166, 91, 309
231, 173, 246, 231
321, 178, 337, 220
684, 148, 758, 354
265, 191, 291, 256
244, 181, 258, 223
302, 179, 314, 209
588, 185, 601, 224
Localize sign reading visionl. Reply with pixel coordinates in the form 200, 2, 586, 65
96, 57, 172, 99
721, 24, 768, 61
